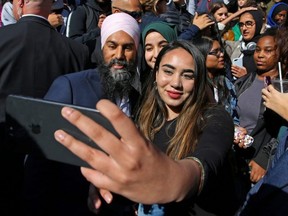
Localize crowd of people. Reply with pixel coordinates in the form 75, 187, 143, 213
1, 0, 288, 215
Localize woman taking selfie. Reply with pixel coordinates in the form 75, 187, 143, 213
55, 40, 238, 215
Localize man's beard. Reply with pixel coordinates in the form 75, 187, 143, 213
99, 59, 136, 101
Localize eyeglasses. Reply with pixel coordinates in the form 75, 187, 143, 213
112, 6, 143, 20
238, 21, 255, 28
208, 48, 224, 57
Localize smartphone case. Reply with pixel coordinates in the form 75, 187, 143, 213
232, 57, 243, 67
5, 95, 119, 167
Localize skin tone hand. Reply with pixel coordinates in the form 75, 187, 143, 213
233, 126, 248, 148
54, 99, 201, 204
192, 12, 215, 30
262, 85, 288, 121
48, 13, 64, 28
234, 127, 265, 182
249, 160, 266, 183
231, 65, 247, 78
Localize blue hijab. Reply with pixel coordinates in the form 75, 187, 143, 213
267, 2, 288, 27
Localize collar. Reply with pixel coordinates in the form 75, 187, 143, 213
21, 14, 48, 21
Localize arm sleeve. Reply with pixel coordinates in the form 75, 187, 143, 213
178, 24, 200, 40
67, 6, 100, 44
192, 107, 234, 187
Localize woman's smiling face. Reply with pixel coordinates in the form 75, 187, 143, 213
145, 31, 169, 69
156, 48, 195, 115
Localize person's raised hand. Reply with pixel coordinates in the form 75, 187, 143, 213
192, 12, 215, 30
231, 65, 247, 79
48, 13, 64, 28
54, 99, 198, 204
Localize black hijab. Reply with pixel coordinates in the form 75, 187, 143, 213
242, 9, 264, 73
243, 9, 264, 44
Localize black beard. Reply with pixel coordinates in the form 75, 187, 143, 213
99, 59, 136, 101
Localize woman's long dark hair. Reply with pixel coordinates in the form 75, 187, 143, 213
192, 36, 232, 107
136, 40, 211, 159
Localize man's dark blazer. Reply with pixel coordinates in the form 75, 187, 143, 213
24, 69, 139, 216
44, 69, 139, 111
44, 69, 105, 107
0, 15, 90, 214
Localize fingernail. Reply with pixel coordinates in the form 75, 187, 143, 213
62, 107, 73, 117
55, 131, 66, 141
104, 193, 112, 204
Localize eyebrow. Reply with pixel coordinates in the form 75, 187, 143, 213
183, 69, 195, 73
256, 45, 277, 49
239, 20, 254, 23
162, 64, 195, 73
106, 40, 135, 47
145, 40, 168, 47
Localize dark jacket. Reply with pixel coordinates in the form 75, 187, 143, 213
234, 72, 283, 169
237, 126, 288, 216
0, 16, 90, 123
160, 1, 193, 35
139, 11, 165, 31
0, 15, 89, 214
67, 0, 111, 54
44, 69, 139, 113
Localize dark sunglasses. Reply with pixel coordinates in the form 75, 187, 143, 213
112, 6, 143, 20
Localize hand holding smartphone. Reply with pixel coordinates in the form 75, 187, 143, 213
5, 95, 119, 167
232, 57, 243, 67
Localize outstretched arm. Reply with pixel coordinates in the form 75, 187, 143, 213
220, 6, 257, 26
192, 12, 215, 30
54, 99, 201, 204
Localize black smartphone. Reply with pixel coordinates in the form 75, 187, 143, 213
264, 76, 271, 87
5, 95, 119, 167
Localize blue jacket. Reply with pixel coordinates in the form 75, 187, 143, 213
237, 126, 288, 216
45, 69, 105, 108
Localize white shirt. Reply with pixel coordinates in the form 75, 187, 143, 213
116, 95, 131, 117
1, 2, 16, 26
